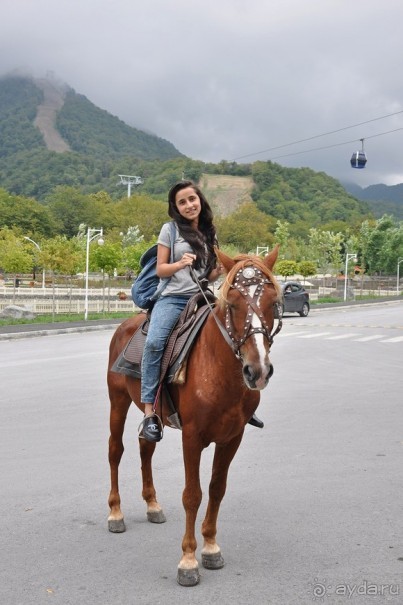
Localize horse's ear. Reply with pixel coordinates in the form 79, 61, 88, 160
264, 244, 279, 270
215, 247, 235, 273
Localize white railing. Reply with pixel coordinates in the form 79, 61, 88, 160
0, 297, 136, 315
0, 286, 131, 297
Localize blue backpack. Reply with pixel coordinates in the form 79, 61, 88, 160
131, 222, 176, 310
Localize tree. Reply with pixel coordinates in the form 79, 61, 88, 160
297, 260, 317, 282
215, 203, 275, 252
0, 229, 33, 303
110, 195, 168, 241
92, 242, 122, 312
0, 188, 59, 236
121, 226, 144, 248
122, 240, 153, 278
274, 220, 290, 257
360, 215, 403, 274
307, 228, 343, 277
275, 260, 298, 279
38, 236, 82, 319
45, 186, 111, 237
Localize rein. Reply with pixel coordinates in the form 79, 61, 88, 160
190, 265, 282, 359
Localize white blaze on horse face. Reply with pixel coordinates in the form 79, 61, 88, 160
248, 284, 270, 386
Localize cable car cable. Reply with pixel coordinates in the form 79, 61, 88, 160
231, 109, 403, 161
264, 126, 403, 162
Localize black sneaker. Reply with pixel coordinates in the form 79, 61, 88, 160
248, 413, 264, 429
140, 414, 163, 442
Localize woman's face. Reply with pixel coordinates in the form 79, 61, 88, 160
175, 186, 202, 225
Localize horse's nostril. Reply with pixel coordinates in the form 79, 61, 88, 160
243, 365, 256, 383
268, 364, 274, 379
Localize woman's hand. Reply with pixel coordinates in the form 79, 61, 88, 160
179, 253, 197, 268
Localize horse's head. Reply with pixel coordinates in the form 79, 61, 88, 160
215, 246, 282, 390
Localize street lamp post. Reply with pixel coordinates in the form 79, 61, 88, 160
84, 228, 104, 320
397, 257, 403, 295
23, 236, 45, 289
344, 253, 357, 302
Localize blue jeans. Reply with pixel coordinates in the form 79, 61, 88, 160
141, 295, 190, 404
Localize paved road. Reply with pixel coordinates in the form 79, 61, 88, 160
1, 301, 402, 604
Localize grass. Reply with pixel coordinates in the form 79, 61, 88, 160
0, 311, 134, 327
312, 296, 342, 304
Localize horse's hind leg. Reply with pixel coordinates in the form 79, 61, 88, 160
201, 433, 243, 570
139, 438, 166, 524
107, 384, 131, 533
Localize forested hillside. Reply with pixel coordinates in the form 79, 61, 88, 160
343, 181, 403, 220
0, 76, 45, 156
0, 75, 184, 198
251, 162, 371, 235
0, 73, 373, 238
56, 89, 183, 160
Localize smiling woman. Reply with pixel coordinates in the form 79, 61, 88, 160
137, 180, 222, 441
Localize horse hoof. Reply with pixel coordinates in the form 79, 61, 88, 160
108, 518, 126, 533
147, 510, 166, 524
202, 551, 225, 570
177, 567, 200, 586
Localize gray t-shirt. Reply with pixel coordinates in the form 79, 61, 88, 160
158, 222, 207, 297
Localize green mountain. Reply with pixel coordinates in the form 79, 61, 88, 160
0, 73, 374, 235
343, 181, 403, 220
0, 74, 184, 198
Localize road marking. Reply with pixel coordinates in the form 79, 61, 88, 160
326, 333, 360, 340
298, 332, 332, 338
280, 331, 308, 338
0, 351, 105, 368
279, 331, 403, 344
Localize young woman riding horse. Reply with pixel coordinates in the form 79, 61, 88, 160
107, 184, 280, 586
138, 180, 263, 441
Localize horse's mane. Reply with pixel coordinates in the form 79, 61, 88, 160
218, 254, 282, 308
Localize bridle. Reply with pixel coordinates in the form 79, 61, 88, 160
223, 265, 282, 358
191, 264, 282, 360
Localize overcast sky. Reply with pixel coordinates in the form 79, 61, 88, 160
2, 0, 403, 187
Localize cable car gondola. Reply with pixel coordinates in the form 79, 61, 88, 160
350, 138, 367, 169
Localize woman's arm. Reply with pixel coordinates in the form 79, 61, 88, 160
156, 243, 196, 278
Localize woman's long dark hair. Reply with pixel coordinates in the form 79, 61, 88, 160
167, 180, 217, 271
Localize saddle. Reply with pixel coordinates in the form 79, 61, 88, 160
111, 291, 216, 425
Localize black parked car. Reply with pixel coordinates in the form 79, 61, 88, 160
279, 281, 310, 317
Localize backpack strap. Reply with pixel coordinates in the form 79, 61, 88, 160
169, 221, 176, 262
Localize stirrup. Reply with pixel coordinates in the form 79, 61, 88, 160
248, 413, 264, 429
138, 413, 163, 442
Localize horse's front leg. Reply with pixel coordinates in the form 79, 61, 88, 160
139, 438, 166, 523
201, 433, 243, 570
107, 388, 131, 533
177, 435, 203, 586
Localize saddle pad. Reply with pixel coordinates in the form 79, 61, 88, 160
111, 294, 214, 383
124, 319, 148, 365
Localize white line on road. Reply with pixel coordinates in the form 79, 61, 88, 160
326, 333, 361, 340
298, 332, 333, 338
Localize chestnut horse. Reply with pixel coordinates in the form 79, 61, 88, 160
107, 247, 281, 586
